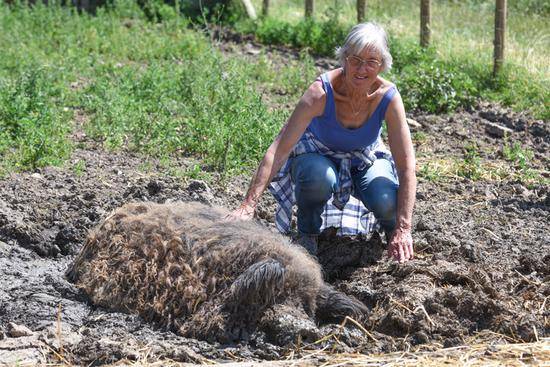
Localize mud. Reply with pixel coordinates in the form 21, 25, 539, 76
1, 51, 549, 365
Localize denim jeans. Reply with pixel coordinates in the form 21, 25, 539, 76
290, 153, 399, 235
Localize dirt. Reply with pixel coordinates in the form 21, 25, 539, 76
1, 44, 549, 365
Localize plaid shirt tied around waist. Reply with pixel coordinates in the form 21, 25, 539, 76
268, 131, 396, 236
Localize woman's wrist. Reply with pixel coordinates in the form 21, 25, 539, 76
240, 199, 257, 212
394, 221, 412, 232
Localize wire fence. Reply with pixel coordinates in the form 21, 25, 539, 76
259, 0, 508, 76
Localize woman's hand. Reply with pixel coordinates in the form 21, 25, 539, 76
224, 203, 255, 221
388, 227, 414, 263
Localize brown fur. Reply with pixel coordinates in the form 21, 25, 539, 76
66, 201, 366, 342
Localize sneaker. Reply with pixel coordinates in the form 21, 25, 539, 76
295, 234, 318, 256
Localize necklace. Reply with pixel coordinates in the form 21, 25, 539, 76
350, 99, 363, 116
349, 95, 363, 116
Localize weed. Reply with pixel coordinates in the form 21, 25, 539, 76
184, 163, 212, 181
72, 159, 87, 177
418, 163, 444, 182
412, 131, 428, 145
457, 142, 483, 180
502, 141, 534, 170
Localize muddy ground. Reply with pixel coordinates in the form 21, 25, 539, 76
1, 42, 549, 365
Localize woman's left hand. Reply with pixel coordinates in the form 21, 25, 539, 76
388, 228, 414, 263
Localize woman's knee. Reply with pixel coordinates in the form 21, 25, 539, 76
292, 154, 337, 203
364, 178, 397, 220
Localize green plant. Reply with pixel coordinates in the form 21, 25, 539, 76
457, 142, 483, 180
0, 68, 71, 172
412, 131, 428, 144
502, 141, 534, 170
72, 159, 87, 176
418, 163, 444, 182
184, 163, 212, 181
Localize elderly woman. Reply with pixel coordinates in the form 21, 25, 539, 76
230, 22, 416, 263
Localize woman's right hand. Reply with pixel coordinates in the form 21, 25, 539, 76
225, 203, 255, 221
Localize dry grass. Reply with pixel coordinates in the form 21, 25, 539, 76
80, 337, 550, 367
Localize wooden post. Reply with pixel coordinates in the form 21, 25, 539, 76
262, 0, 269, 17
493, 0, 507, 76
357, 0, 366, 23
305, 0, 314, 18
420, 0, 431, 48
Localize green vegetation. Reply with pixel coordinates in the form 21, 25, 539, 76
502, 140, 534, 170
235, 1, 549, 118
457, 142, 483, 180
71, 159, 87, 177
0, 68, 72, 173
0, 0, 547, 184
0, 1, 293, 176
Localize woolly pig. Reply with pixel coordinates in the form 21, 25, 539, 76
66, 201, 367, 343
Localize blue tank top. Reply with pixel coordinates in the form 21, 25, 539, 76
304, 72, 397, 152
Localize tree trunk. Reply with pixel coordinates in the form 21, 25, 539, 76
493, 0, 507, 76
262, 0, 269, 17
420, 0, 431, 48
241, 0, 257, 19
305, 0, 314, 18
357, 0, 366, 23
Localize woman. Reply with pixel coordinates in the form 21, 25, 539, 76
229, 22, 416, 263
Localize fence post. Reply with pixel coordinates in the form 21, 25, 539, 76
493, 0, 507, 76
262, 0, 269, 17
305, 0, 314, 18
420, 0, 431, 48
357, 0, 366, 23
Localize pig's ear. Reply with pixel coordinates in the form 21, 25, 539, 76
229, 259, 285, 307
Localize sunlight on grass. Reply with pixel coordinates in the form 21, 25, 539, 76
250, 0, 549, 81
417, 156, 547, 186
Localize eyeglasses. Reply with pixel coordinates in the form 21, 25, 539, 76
346, 55, 382, 71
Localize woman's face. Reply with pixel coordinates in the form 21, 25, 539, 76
344, 47, 382, 91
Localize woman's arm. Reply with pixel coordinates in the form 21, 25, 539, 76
385, 92, 417, 262
228, 81, 326, 220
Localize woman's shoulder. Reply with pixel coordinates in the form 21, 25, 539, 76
324, 68, 344, 86
302, 77, 327, 108
300, 69, 342, 115
377, 76, 397, 92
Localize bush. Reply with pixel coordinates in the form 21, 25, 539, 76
392, 58, 478, 113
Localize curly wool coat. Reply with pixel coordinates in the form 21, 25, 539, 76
66, 201, 367, 342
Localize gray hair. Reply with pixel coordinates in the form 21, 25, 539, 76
335, 22, 393, 73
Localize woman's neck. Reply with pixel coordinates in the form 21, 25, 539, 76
335, 69, 376, 101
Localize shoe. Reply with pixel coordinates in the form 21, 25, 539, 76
295, 234, 318, 256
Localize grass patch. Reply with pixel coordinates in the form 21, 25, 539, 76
0, 2, 290, 177
0, 68, 72, 175
0, 1, 547, 181
502, 140, 534, 170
